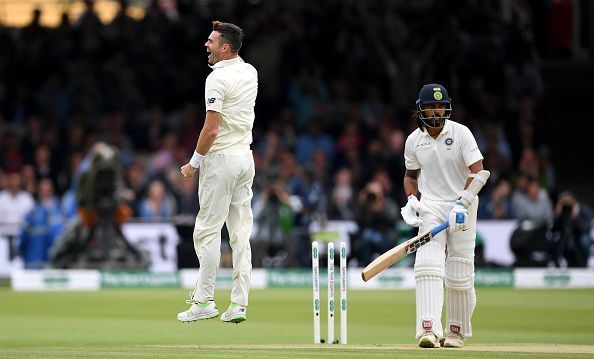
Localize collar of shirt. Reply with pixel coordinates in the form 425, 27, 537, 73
209, 56, 243, 69
421, 119, 452, 138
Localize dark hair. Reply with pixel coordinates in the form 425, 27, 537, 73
410, 109, 423, 130
212, 21, 244, 52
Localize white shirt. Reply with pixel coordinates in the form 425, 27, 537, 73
0, 190, 35, 225
205, 56, 258, 153
404, 120, 483, 202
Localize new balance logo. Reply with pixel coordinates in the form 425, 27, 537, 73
207, 98, 216, 104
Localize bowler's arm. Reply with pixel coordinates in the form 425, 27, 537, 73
196, 110, 220, 155
180, 111, 220, 178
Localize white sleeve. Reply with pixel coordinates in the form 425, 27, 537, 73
205, 73, 225, 113
404, 134, 420, 170
460, 126, 483, 166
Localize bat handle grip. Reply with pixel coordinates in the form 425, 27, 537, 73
431, 221, 449, 237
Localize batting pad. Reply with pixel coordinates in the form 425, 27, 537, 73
414, 253, 444, 338
445, 257, 474, 338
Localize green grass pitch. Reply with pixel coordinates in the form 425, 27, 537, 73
1, 287, 594, 358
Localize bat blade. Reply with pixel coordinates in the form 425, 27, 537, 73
361, 230, 432, 282
360, 222, 448, 282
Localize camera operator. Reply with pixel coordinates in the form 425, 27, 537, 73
551, 191, 593, 267
51, 142, 147, 269
252, 181, 303, 267
353, 181, 399, 265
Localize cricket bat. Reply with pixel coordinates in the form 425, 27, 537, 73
361, 170, 490, 282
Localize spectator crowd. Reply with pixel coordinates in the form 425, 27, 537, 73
0, 0, 591, 269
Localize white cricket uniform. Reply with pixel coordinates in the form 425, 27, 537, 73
192, 56, 257, 307
404, 120, 483, 339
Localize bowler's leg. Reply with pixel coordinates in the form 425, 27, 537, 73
191, 156, 231, 303
226, 153, 255, 307
219, 153, 254, 324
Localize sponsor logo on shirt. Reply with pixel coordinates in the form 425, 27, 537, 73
207, 98, 216, 104
415, 141, 431, 149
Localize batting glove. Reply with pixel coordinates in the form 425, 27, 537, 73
400, 194, 422, 227
448, 201, 468, 232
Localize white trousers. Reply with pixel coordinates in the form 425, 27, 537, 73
414, 196, 478, 338
191, 150, 255, 306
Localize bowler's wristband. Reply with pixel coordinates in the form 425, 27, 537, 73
189, 151, 205, 169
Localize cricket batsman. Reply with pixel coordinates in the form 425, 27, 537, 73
400, 83, 486, 348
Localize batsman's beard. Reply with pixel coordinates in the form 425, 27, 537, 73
424, 116, 445, 129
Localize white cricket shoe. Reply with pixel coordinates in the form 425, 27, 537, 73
177, 301, 219, 322
220, 303, 247, 324
418, 331, 440, 348
444, 332, 464, 348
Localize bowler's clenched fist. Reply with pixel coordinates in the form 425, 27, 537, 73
181, 163, 197, 178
